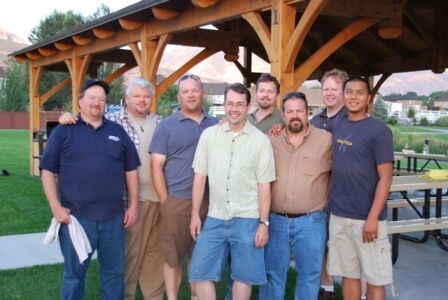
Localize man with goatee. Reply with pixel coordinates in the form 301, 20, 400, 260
258, 92, 332, 300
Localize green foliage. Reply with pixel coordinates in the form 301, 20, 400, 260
97, 63, 124, 105
157, 85, 179, 117
387, 116, 398, 125
85, 4, 111, 22
434, 116, 448, 127
407, 107, 416, 119
389, 125, 448, 155
419, 117, 429, 126
0, 60, 29, 111
373, 98, 389, 122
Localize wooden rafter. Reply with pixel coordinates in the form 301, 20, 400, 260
37, 47, 57, 57
119, 18, 144, 30
73, 35, 93, 46
92, 27, 117, 39
242, 12, 272, 61
152, 7, 179, 20
156, 48, 218, 97
104, 64, 134, 83
371, 72, 391, 100
40, 77, 71, 105
191, 0, 221, 8
129, 42, 142, 68
54, 41, 73, 51
294, 17, 380, 88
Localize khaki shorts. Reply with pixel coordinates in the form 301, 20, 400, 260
327, 214, 393, 286
160, 196, 208, 267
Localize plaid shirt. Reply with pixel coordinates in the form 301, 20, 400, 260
106, 107, 162, 149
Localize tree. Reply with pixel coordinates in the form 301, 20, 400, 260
407, 107, 416, 119
373, 98, 389, 123
0, 60, 29, 111
434, 116, 448, 127
419, 117, 429, 126
157, 85, 179, 117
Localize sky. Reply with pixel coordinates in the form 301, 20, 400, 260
0, 0, 139, 43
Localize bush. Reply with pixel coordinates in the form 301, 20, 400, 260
434, 116, 448, 127
420, 117, 429, 126
387, 116, 398, 125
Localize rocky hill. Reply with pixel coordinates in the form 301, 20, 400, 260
0, 28, 29, 77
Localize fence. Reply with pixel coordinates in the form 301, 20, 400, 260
0, 112, 63, 130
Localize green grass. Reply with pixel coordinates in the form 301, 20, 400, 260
0, 130, 51, 235
389, 125, 448, 155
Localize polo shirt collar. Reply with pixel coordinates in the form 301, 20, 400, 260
77, 114, 109, 129
222, 120, 253, 135
174, 109, 211, 121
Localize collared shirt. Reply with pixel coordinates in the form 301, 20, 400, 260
106, 107, 161, 150
269, 125, 332, 214
310, 106, 347, 132
107, 107, 161, 202
193, 121, 276, 220
40, 116, 140, 221
149, 110, 219, 199
247, 107, 284, 133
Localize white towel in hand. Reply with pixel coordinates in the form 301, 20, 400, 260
43, 215, 92, 263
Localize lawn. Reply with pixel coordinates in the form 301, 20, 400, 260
0, 130, 51, 235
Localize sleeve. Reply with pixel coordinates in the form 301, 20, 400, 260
373, 126, 394, 166
256, 136, 276, 183
39, 125, 64, 173
148, 121, 169, 155
122, 130, 141, 171
192, 129, 209, 175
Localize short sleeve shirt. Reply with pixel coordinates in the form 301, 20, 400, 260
310, 106, 347, 132
328, 116, 394, 220
247, 107, 284, 133
193, 121, 276, 220
149, 110, 218, 199
40, 117, 140, 221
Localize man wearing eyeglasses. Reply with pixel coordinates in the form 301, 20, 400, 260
258, 92, 332, 300
189, 83, 276, 300
149, 74, 218, 300
247, 73, 284, 133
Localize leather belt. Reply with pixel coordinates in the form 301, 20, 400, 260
272, 212, 308, 218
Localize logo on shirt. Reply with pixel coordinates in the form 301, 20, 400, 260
336, 134, 353, 152
108, 135, 120, 142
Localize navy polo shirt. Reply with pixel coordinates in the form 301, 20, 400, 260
40, 117, 140, 221
149, 110, 218, 199
310, 106, 347, 132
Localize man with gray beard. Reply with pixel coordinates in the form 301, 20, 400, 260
258, 92, 332, 300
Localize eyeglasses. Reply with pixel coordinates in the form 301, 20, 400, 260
282, 91, 307, 102
178, 74, 202, 87
224, 101, 247, 109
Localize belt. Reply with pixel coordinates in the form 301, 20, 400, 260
272, 212, 308, 218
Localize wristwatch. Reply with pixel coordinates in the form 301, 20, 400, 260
259, 219, 270, 226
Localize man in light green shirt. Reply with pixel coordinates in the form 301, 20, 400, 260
188, 83, 276, 300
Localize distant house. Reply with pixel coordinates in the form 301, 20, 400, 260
434, 95, 448, 109
383, 94, 424, 110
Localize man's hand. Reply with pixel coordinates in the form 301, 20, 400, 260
124, 203, 139, 229
267, 123, 284, 136
190, 214, 202, 241
254, 224, 269, 248
53, 205, 71, 224
363, 217, 379, 243
59, 112, 78, 125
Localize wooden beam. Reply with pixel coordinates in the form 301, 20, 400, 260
156, 48, 217, 97
29, 66, 43, 175
37, 47, 57, 57
284, 0, 329, 72
119, 18, 144, 30
73, 35, 94, 46
191, 0, 221, 8
149, 33, 172, 80
103, 64, 134, 83
152, 7, 179, 20
242, 12, 272, 61
129, 42, 142, 71
26, 52, 42, 61
371, 72, 391, 101
40, 77, 71, 105
92, 27, 116, 39
54, 41, 73, 51
294, 17, 380, 88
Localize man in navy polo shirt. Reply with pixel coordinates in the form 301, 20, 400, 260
40, 79, 140, 300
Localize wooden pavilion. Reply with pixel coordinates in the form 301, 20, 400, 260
10, 0, 448, 175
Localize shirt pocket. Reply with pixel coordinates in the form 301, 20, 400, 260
299, 155, 330, 176
107, 140, 124, 160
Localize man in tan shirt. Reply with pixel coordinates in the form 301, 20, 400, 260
258, 92, 332, 300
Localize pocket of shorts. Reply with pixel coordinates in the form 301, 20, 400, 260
374, 237, 393, 277
107, 140, 124, 160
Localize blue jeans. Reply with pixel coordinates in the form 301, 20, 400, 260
258, 211, 327, 300
58, 213, 125, 300
189, 217, 266, 285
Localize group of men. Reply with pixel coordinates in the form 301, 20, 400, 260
41, 68, 393, 300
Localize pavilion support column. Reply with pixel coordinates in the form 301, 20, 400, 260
270, 0, 296, 106
29, 65, 43, 176
65, 54, 93, 114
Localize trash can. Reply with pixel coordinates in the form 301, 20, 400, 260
32, 130, 47, 176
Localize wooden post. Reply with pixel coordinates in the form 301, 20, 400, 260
29, 65, 42, 176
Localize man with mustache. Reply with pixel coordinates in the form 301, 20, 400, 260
258, 92, 332, 300
247, 73, 284, 133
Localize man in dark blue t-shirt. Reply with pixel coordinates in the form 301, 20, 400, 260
40, 79, 140, 300
327, 77, 394, 300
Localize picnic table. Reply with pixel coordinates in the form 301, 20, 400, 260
394, 152, 448, 173
388, 175, 448, 263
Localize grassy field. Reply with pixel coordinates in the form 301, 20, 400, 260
390, 125, 448, 154
0, 130, 51, 235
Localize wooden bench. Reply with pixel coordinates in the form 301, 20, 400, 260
388, 217, 448, 234
388, 198, 448, 209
